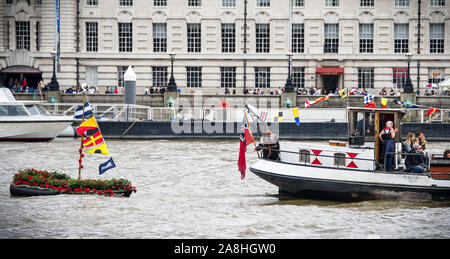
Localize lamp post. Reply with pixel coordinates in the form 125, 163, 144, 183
284, 52, 294, 93
167, 51, 177, 92
47, 49, 59, 91
404, 52, 414, 93
416, 0, 421, 96
243, 0, 248, 94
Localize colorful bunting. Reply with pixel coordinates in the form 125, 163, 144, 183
292, 108, 300, 126
425, 108, 439, 116
76, 117, 98, 136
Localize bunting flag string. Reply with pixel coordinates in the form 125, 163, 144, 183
301, 88, 440, 115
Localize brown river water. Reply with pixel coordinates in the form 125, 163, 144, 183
0, 139, 449, 238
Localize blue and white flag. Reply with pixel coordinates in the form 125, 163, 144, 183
74, 102, 93, 119
363, 94, 374, 104
99, 158, 116, 175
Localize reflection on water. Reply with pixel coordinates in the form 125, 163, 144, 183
0, 139, 449, 239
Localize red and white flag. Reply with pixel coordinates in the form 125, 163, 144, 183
237, 117, 254, 180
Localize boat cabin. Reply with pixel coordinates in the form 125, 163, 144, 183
347, 107, 405, 167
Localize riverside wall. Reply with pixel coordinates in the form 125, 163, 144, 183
13, 93, 450, 109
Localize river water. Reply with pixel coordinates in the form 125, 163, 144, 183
0, 139, 449, 239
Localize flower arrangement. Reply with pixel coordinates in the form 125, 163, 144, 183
12, 168, 137, 197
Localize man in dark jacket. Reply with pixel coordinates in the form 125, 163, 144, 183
405, 144, 425, 173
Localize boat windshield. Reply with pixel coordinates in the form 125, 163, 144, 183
0, 105, 29, 116
30, 104, 50, 116
25, 104, 42, 116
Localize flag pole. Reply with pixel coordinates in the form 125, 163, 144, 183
244, 111, 258, 149
77, 94, 88, 180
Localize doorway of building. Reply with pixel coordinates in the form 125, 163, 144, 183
322, 75, 339, 94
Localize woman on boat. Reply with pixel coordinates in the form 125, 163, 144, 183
403, 132, 415, 153
379, 121, 398, 171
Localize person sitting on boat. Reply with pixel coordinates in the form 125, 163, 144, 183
415, 131, 431, 167
405, 144, 426, 173
258, 130, 280, 160
379, 121, 398, 171
402, 132, 415, 153
443, 150, 450, 159
356, 115, 371, 136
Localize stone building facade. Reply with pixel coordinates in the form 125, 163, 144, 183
0, 0, 449, 94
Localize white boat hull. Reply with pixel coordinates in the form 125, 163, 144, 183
250, 159, 450, 201
0, 119, 73, 141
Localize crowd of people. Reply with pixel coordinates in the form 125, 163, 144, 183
7, 78, 40, 94
143, 86, 168, 95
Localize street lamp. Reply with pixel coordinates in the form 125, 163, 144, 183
47, 49, 59, 91
284, 52, 294, 93
404, 52, 414, 93
167, 51, 177, 92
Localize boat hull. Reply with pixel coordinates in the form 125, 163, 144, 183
10, 184, 133, 197
0, 120, 73, 142
250, 160, 450, 201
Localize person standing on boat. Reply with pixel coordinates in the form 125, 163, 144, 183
379, 121, 398, 171
259, 130, 279, 160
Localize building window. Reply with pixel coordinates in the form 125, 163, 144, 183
86, 22, 98, 52
188, 0, 201, 7
220, 67, 236, 88
430, 23, 444, 53
152, 66, 168, 87
292, 24, 304, 53
153, 23, 167, 52
35, 21, 40, 51
358, 68, 374, 89
359, 24, 373, 53
35, 0, 41, 4
6, 0, 13, 4
87, 0, 98, 5
222, 0, 235, 7
186, 67, 202, 88
299, 149, 310, 163
360, 0, 374, 6
187, 23, 201, 53
255, 67, 270, 88
334, 153, 346, 167
394, 23, 408, 53
119, 0, 133, 6
293, 0, 304, 7
324, 23, 339, 53
117, 66, 128, 87
154, 0, 167, 6
428, 68, 445, 84
86, 66, 98, 87
256, 0, 270, 7
292, 67, 305, 89
393, 67, 408, 89
395, 0, 409, 6
118, 23, 132, 52
221, 23, 235, 53
430, 0, 445, 6
325, 0, 339, 6
256, 24, 270, 53
16, 21, 30, 51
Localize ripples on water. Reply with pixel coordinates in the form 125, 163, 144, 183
0, 139, 449, 239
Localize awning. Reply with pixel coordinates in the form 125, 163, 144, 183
0, 65, 42, 74
315, 67, 344, 75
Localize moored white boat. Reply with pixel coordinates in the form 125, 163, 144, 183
0, 88, 74, 141
249, 108, 450, 201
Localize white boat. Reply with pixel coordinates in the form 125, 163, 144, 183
0, 88, 74, 141
250, 108, 450, 201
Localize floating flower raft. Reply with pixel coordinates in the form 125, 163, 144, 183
10, 169, 137, 197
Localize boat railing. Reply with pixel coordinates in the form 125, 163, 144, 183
40, 103, 152, 121
256, 145, 377, 172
